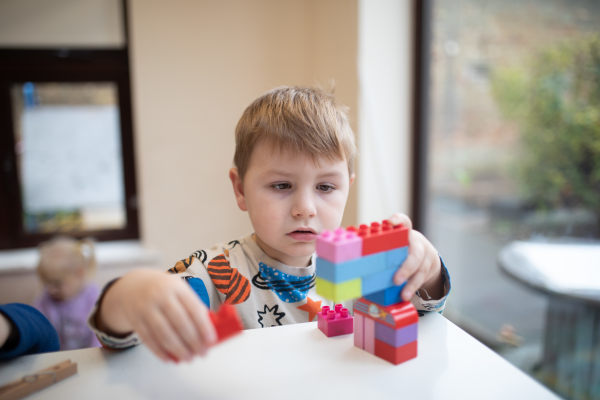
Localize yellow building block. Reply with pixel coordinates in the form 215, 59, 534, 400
316, 277, 361, 302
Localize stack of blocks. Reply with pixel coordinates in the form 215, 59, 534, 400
315, 220, 410, 305
315, 220, 419, 365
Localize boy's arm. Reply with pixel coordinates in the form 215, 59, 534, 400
92, 269, 217, 362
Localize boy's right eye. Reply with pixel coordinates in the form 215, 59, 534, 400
271, 182, 291, 190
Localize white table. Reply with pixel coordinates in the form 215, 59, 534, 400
0, 313, 560, 400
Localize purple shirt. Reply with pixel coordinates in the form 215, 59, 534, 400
35, 283, 101, 350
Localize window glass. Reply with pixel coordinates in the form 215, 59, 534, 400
424, 0, 600, 397
11, 82, 126, 233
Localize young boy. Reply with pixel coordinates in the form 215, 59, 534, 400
90, 86, 450, 363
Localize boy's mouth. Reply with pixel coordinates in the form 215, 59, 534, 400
287, 228, 317, 241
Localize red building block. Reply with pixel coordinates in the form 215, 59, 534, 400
374, 339, 417, 365
354, 220, 409, 256
318, 304, 354, 337
353, 298, 418, 329
209, 304, 243, 343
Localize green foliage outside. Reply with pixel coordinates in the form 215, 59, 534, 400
491, 35, 600, 224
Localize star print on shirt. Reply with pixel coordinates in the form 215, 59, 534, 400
257, 304, 285, 327
297, 297, 322, 322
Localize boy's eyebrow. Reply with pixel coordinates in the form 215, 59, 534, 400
260, 168, 345, 179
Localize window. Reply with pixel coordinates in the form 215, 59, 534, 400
0, 49, 138, 249
415, 0, 600, 398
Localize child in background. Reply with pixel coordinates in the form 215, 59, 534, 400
35, 236, 101, 350
90, 86, 451, 362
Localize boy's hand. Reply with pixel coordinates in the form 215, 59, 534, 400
389, 213, 444, 302
97, 269, 217, 363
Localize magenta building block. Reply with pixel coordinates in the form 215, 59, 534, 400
375, 321, 418, 348
316, 228, 363, 263
317, 304, 353, 337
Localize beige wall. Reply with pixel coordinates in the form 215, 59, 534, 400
129, 0, 358, 264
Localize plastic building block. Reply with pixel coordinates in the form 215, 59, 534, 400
375, 322, 417, 347
363, 285, 405, 307
356, 220, 409, 256
353, 298, 418, 329
317, 304, 353, 337
315, 277, 361, 303
386, 246, 409, 268
374, 339, 417, 365
208, 304, 243, 344
316, 251, 386, 283
354, 313, 364, 348
362, 266, 397, 294
316, 228, 363, 263
364, 317, 376, 354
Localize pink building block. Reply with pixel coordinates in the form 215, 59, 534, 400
364, 317, 376, 354
354, 313, 364, 348
317, 304, 354, 337
315, 228, 362, 263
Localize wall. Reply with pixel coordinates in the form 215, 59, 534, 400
0, 0, 416, 288
128, 0, 359, 264
358, 0, 413, 223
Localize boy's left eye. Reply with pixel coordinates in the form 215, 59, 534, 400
317, 184, 335, 192
271, 182, 291, 190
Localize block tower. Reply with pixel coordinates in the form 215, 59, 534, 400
315, 220, 418, 365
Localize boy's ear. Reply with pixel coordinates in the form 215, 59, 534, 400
229, 167, 247, 211
349, 173, 356, 186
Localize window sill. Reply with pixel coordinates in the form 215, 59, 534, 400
0, 240, 162, 274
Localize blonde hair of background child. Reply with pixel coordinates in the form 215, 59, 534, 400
37, 236, 96, 279
233, 86, 357, 180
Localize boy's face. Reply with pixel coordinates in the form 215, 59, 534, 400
230, 141, 353, 267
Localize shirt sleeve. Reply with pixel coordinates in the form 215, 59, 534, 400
411, 256, 451, 314
87, 278, 141, 350
0, 303, 60, 360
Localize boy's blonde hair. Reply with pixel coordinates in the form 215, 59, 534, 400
37, 236, 96, 279
233, 86, 357, 180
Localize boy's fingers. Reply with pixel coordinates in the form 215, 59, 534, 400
388, 213, 413, 230
393, 232, 424, 285
401, 249, 436, 301
177, 288, 218, 354
161, 294, 206, 358
401, 268, 428, 301
136, 319, 172, 362
143, 306, 192, 362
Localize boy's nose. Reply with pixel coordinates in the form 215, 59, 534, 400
291, 192, 316, 218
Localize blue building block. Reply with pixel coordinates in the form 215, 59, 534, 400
362, 265, 397, 294
316, 252, 386, 283
386, 247, 408, 268
364, 285, 406, 306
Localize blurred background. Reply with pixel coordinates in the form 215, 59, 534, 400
0, 1, 598, 399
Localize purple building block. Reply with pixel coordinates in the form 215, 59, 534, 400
375, 321, 418, 347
